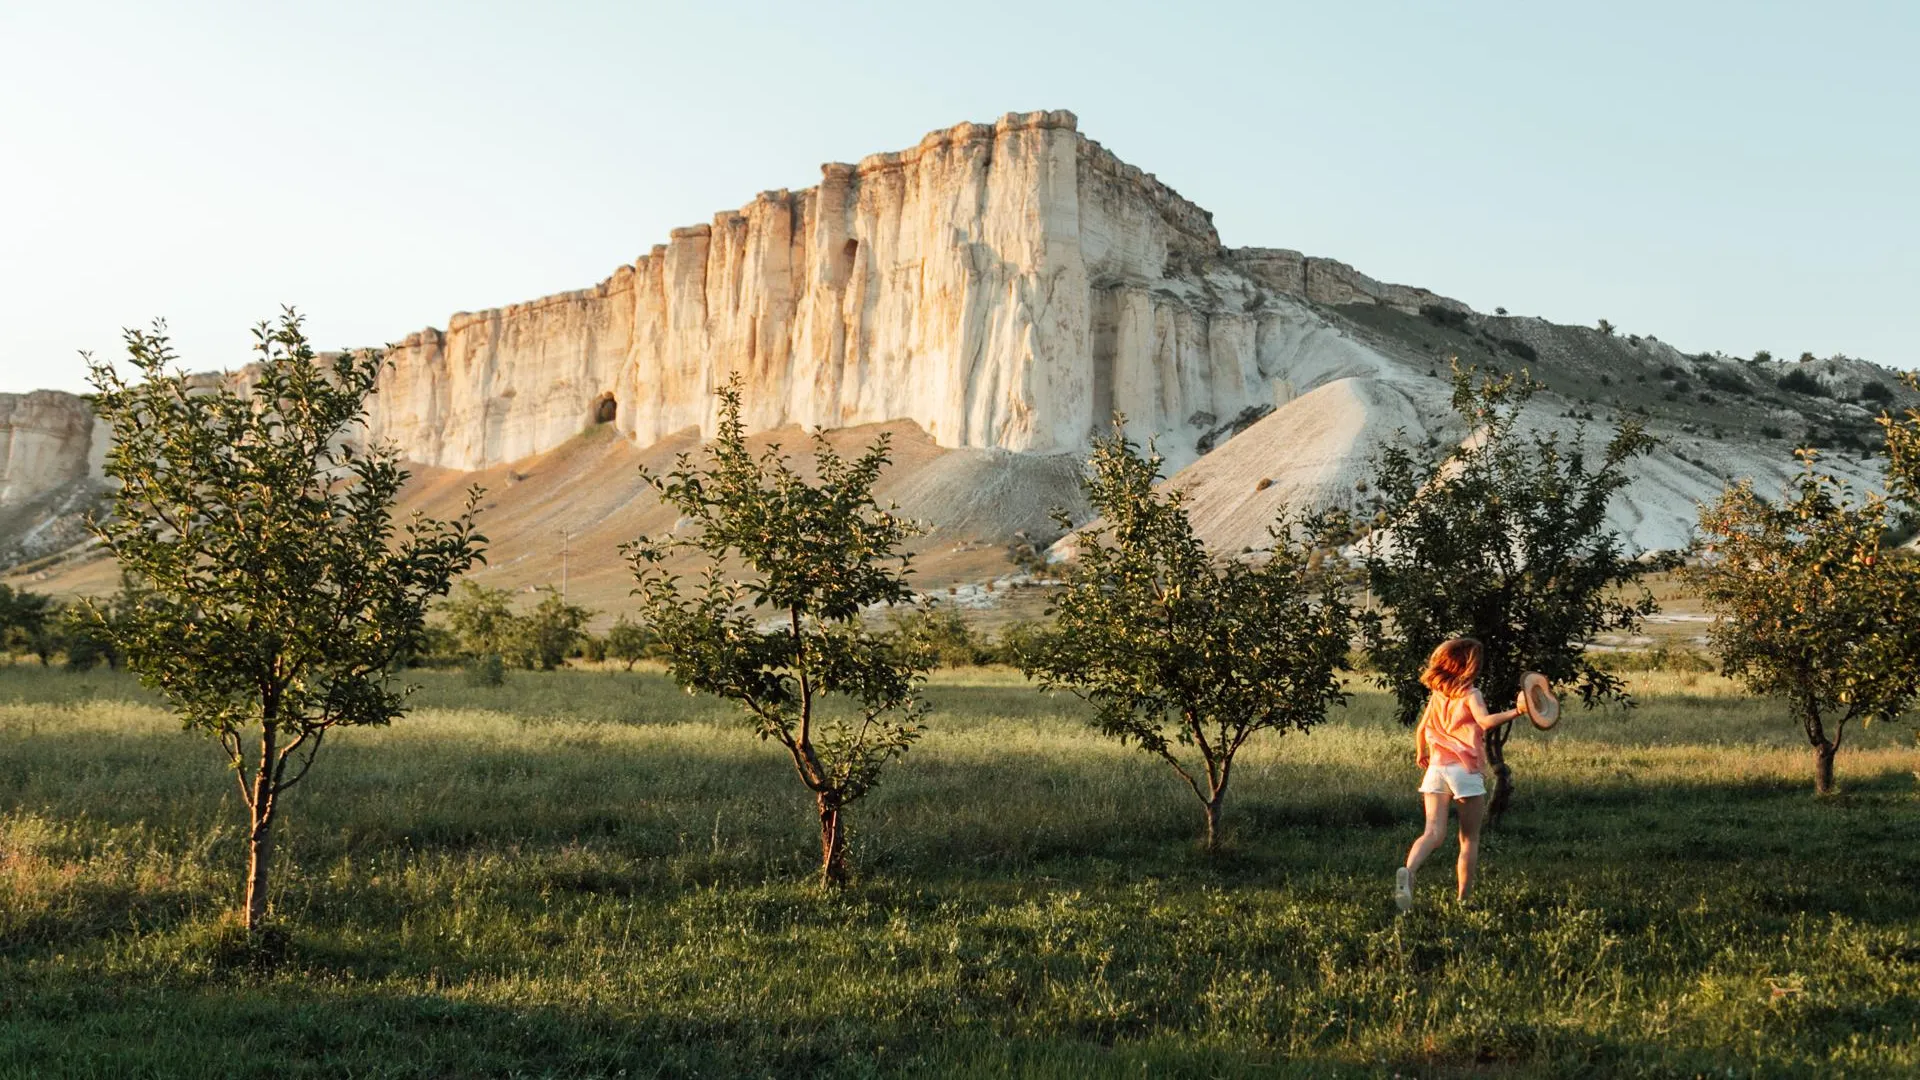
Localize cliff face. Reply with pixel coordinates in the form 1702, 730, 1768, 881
368, 111, 1463, 471
24, 107, 1875, 584
0, 391, 102, 507
5, 111, 1470, 490
0, 390, 107, 569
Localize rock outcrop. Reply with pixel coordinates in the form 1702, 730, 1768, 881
368, 110, 1465, 473
2, 111, 1474, 514
0, 391, 107, 568
0, 391, 102, 507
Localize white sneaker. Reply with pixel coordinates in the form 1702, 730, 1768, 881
1394, 867, 1413, 912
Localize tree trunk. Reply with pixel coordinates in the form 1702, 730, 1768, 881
817, 793, 847, 887
1803, 706, 1837, 797
1202, 798, 1222, 852
1813, 740, 1837, 796
244, 803, 276, 932
1485, 726, 1514, 822
244, 725, 278, 934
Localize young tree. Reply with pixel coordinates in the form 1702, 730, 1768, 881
1880, 373, 1920, 506
603, 614, 655, 671
55, 575, 148, 671
1349, 365, 1660, 818
443, 580, 518, 659
627, 381, 930, 886
58, 603, 117, 671
0, 584, 57, 663
1691, 455, 1920, 794
1020, 428, 1354, 850
84, 311, 485, 936
509, 586, 592, 670
887, 603, 982, 668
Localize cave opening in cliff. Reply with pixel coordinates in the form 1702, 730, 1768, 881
593, 395, 617, 424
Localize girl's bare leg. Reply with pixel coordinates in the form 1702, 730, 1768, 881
1404, 792, 1452, 885
1454, 794, 1487, 901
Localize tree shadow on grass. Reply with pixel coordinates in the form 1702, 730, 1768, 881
6, 961, 1901, 1080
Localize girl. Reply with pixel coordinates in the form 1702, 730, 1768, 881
1393, 637, 1526, 910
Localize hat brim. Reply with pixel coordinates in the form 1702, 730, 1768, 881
1521, 672, 1560, 730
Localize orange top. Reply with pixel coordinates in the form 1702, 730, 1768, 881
1419, 690, 1485, 773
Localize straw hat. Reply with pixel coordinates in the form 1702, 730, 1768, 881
1519, 672, 1560, 730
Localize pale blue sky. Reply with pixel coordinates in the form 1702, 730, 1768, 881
2, 0, 1914, 394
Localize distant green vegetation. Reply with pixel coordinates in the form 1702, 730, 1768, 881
1778, 368, 1830, 398
3, 665, 1917, 1077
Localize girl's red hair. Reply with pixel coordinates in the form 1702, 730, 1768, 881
1420, 638, 1483, 698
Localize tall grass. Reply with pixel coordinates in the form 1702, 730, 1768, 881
2, 665, 1916, 1077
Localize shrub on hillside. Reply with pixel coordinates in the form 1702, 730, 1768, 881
1702, 370, 1750, 396
1497, 337, 1537, 363
1778, 369, 1829, 397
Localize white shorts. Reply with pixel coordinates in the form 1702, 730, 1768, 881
1419, 762, 1487, 799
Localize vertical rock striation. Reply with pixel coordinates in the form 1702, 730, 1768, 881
366, 110, 1466, 471
0, 391, 102, 507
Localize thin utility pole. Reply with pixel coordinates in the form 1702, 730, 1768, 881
559, 528, 569, 600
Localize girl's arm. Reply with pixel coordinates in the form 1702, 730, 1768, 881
1415, 722, 1431, 767
1467, 689, 1523, 730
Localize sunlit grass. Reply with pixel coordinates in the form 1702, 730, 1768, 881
2, 663, 1916, 1077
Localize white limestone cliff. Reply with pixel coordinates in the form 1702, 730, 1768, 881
0, 391, 103, 507
367, 110, 1465, 472
17, 108, 1885, 575
3, 111, 1472, 510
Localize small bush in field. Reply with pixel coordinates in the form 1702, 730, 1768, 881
0, 583, 57, 664
603, 615, 655, 671
888, 604, 982, 667
511, 587, 592, 671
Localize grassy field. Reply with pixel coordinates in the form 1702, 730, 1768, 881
2, 663, 1917, 1078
